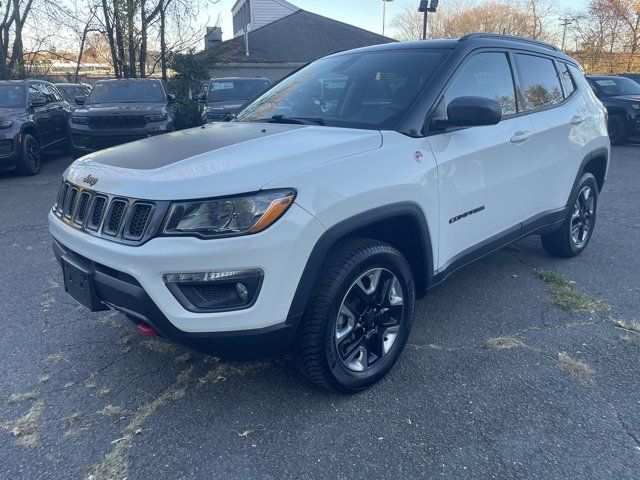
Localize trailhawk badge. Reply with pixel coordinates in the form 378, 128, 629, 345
82, 175, 98, 186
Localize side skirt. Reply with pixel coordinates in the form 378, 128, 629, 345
428, 207, 566, 289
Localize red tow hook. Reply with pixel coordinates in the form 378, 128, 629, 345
137, 322, 157, 337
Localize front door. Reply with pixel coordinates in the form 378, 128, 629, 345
427, 51, 537, 272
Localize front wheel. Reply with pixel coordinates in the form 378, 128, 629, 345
15, 133, 41, 176
541, 172, 598, 257
295, 238, 415, 393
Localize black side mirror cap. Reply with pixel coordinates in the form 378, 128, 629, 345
167, 93, 176, 102
30, 96, 46, 108
74, 96, 85, 105
434, 96, 503, 130
197, 93, 207, 102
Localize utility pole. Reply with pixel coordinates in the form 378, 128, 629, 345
382, 0, 394, 37
559, 17, 573, 51
419, 0, 439, 40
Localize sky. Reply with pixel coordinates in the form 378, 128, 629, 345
208, 0, 589, 41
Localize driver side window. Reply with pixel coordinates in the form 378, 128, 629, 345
437, 52, 517, 119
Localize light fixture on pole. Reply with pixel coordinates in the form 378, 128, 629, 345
419, 0, 439, 40
382, 0, 394, 37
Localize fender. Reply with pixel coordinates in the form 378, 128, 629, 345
286, 202, 434, 322
567, 147, 609, 207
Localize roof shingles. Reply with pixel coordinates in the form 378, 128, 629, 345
214, 10, 395, 64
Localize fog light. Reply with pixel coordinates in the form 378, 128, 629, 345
163, 268, 263, 313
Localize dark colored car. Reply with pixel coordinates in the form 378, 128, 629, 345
69, 78, 177, 158
54, 83, 92, 109
0, 80, 71, 176
619, 73, 640, 85
199, 77, 272, 123
586, 75, 640, 145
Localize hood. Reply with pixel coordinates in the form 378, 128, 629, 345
74, 102, 166, 116
0, 107, 27, 119
65, 122, 383, 200
205, 100, 246, 113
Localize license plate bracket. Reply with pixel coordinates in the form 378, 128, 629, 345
61, 255, 108, 311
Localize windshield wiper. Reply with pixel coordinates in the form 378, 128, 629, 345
268, 115, 325, 126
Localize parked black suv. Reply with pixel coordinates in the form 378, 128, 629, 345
69, 78, 177, 158
199, 77, 271, 123
0, 79, 71, 176
586, 75, 640, 145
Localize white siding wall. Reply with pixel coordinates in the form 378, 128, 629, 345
232, 0, 298, 36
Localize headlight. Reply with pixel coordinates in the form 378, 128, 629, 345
145, 113, 168, 122
163, 189, 296, 238
632, 104, 640, 110
0, 120, 12, 129
70, 116, 89, 125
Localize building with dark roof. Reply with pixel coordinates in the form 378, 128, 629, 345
203, 0, 395, 81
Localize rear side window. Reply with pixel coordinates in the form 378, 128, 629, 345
443, 52, 517, 116
557, 63, 576, 98
514, 54, 563, 111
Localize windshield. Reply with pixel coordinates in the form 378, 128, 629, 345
591, 77, 640, 96
87, 81, 165, 104
208, 80, 271, 102
0, 84, 25, 108
235, 49, 450, 130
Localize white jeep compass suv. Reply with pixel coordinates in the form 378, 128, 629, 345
49, 35, 609, 393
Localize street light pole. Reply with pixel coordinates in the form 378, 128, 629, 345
419, 0, 438, 40
382, 0, 394, 37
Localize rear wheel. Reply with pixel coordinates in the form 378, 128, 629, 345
15, 133, 41, 176
608, 115, 628, 146
541, 172, 598, 257
295, 238, 415, 393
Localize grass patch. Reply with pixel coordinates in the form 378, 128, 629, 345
6, 389, 39, 404
557, 352, 595, 387
619, 334, 640, 348
45, 352, 66, 365
613, 318, 640, 335
3, 400, 45, 448
484, 336, 524, 350
96, 405, 128, 417
537, 269, 609, 313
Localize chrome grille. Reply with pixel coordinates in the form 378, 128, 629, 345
53, 180, 165, 246
125, 204, 153, 240
74, 191, 92, 225
103, 199, 128, 236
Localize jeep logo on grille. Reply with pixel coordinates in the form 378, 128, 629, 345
82, 175, 98, 186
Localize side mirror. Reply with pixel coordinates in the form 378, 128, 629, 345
433, 96, 502, 129
74, 96, 85, 105
30, 96, 46, 108
197, 93, 207, 102
167, 93, 176, 102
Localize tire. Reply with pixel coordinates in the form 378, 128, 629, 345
608, 115, 628, 146
15, 133, 41, 176
541, 172, 598, 257
294, 238, 415, 393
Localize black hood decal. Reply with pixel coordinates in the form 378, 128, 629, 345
86, 122, 305, 170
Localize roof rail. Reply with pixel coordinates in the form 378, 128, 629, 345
459, 33, 559, 52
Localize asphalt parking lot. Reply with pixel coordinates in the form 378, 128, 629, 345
1, 146, 639, 479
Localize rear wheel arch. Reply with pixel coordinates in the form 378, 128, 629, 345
287, 203, 434, 323
567, 148, 608, 207
21, 124, 39, 144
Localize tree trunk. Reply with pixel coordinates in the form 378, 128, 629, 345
127, 0, 136, 78
139, 0, 147, 78
114, 0, 128, 77
102, 0, 121, 78
160, 3, 167, 81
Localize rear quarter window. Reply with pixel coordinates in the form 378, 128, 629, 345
557, 63, 577, 98
514, 54, 564, 111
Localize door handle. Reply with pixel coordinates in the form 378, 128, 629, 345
510, 131, 532, 144
571, 115, 585, 125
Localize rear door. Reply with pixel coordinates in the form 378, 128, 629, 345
29, 83, 53, 146
427, 51, 537, 271
511, 53, 589, 217
39, 82, 70, 146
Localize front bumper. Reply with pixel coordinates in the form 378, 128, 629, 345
48, 204, 324, 356
70, 121, 173, 153
0, 129, 21, 168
